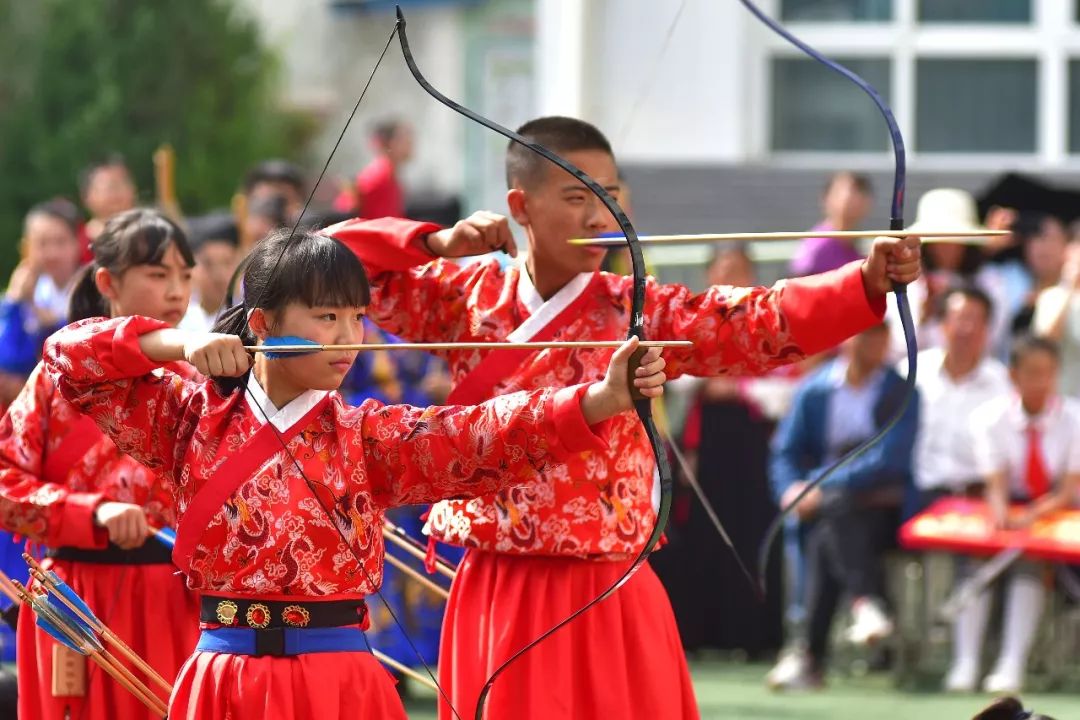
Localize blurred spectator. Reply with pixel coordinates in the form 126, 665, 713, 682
333, 119, 414, 219
655, 245, 786, 658
996, 214, 1067, 341
180, 212, 239, 332
79, 155, 137, 248
766, 323, 918, 691
0, 199, 83, 409
889, 188, 1008, 359
906, 287, 1010, 518
1033, 237, 1080, 397
789, 172, 873, 277
239, 193, 289, 256
946, 336, 1079, 693
233, 159, 304, 256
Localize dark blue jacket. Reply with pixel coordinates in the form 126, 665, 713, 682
769, 361, 920, 505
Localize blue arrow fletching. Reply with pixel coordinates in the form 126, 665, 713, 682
262, 335, 321, 359
35, 610, 86, 654
47, 571, 102, 628
42, 592, 97, 640
152, 526, 176, 549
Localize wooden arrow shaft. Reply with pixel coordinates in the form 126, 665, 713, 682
382, 526, 457, 581
571, 229, 1008, 246
246, 340, 693, 353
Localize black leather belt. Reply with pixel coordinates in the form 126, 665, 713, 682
201, 596, 368, 629
47, 541, 173, 565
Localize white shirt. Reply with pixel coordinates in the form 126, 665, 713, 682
1033, 285, 1080, 398
905, 347, 1011, 491
29, 274, 74, 331
179, 297, 216, 333
973, 395, 1080, 498
825, 359, 886, 463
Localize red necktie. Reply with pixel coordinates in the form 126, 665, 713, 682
1025, 425, 1051, 499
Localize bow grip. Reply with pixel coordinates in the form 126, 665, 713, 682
628, 344, 648, 402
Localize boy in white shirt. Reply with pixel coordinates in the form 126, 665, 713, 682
946, 335, 1080, 693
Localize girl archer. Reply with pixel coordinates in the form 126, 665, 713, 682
0, 208, 200, 720
42, 227, 667, 719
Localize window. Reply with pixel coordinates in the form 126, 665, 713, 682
916, 59, 1037, 152
771, 57, 892, 151
917, 0, 1030, 24
1067, 60, 1080, 152
780, 0, 891, 21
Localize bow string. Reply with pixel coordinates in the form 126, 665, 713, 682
234, 19, 469, 720
736, 0, 919, 595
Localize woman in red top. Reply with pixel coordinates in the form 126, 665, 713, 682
0, 209, 200, 720
43, 227, 666, 720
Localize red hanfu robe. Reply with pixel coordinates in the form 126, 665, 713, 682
43, 315, 608, 720
0, 361, 200, 720
329, 216, 886, 720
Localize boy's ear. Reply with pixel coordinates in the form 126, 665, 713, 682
507, 188, 530, 227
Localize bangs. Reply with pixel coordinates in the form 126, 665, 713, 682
114, 214, 196, 269
273, 233, 370, 309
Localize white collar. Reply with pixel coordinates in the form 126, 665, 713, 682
515, 263, 593, 315
244, 374, 329, 433
1007, 394, 1061, 431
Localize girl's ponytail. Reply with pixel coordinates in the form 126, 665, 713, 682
67, 263, 109, 322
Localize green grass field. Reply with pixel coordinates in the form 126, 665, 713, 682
402, 661, 1080, 719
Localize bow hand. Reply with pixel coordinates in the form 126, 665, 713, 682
861, 235, 921, 298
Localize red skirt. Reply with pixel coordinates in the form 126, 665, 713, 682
169, 645, 407, 720
439, 550, 699, 720
17, 559, 199, 720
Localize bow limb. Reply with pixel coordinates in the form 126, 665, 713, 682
393, 8, 673, 719
737, 0, 918, 595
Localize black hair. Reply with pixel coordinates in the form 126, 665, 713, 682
25, 198, 81, 236
242, 160, 305, 197
69, 208, 195, 322
372, 118, 406, 146
940, 284, 995, 323
1009, 333, 1060, 369
211, 228, 371, 394
972, 696, 1054, 720
78, 154, 130, 197
247, 193, 289, 225
824, 171, 873, 197
923, 241, 986, 276
506, 116, 614, 189
709, 242, 752, 266
186, 212, 239, 254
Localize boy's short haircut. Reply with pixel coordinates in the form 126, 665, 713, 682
506, 116, 614, 190
824, 170, 873, 197
1009, 333, 1060, 369
78, 154, 130, 196
186, 212, 239, 254
243, 160, 304, 196
940, 284, 995, 322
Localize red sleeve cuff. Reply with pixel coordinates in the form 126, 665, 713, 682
780, 260, 885, 356
112, 316, 172, 376
547, 384, 610, 457
50, 492, 108, 549
323, 217, 443, 274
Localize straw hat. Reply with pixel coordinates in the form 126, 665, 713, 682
906, 188, 990, 245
